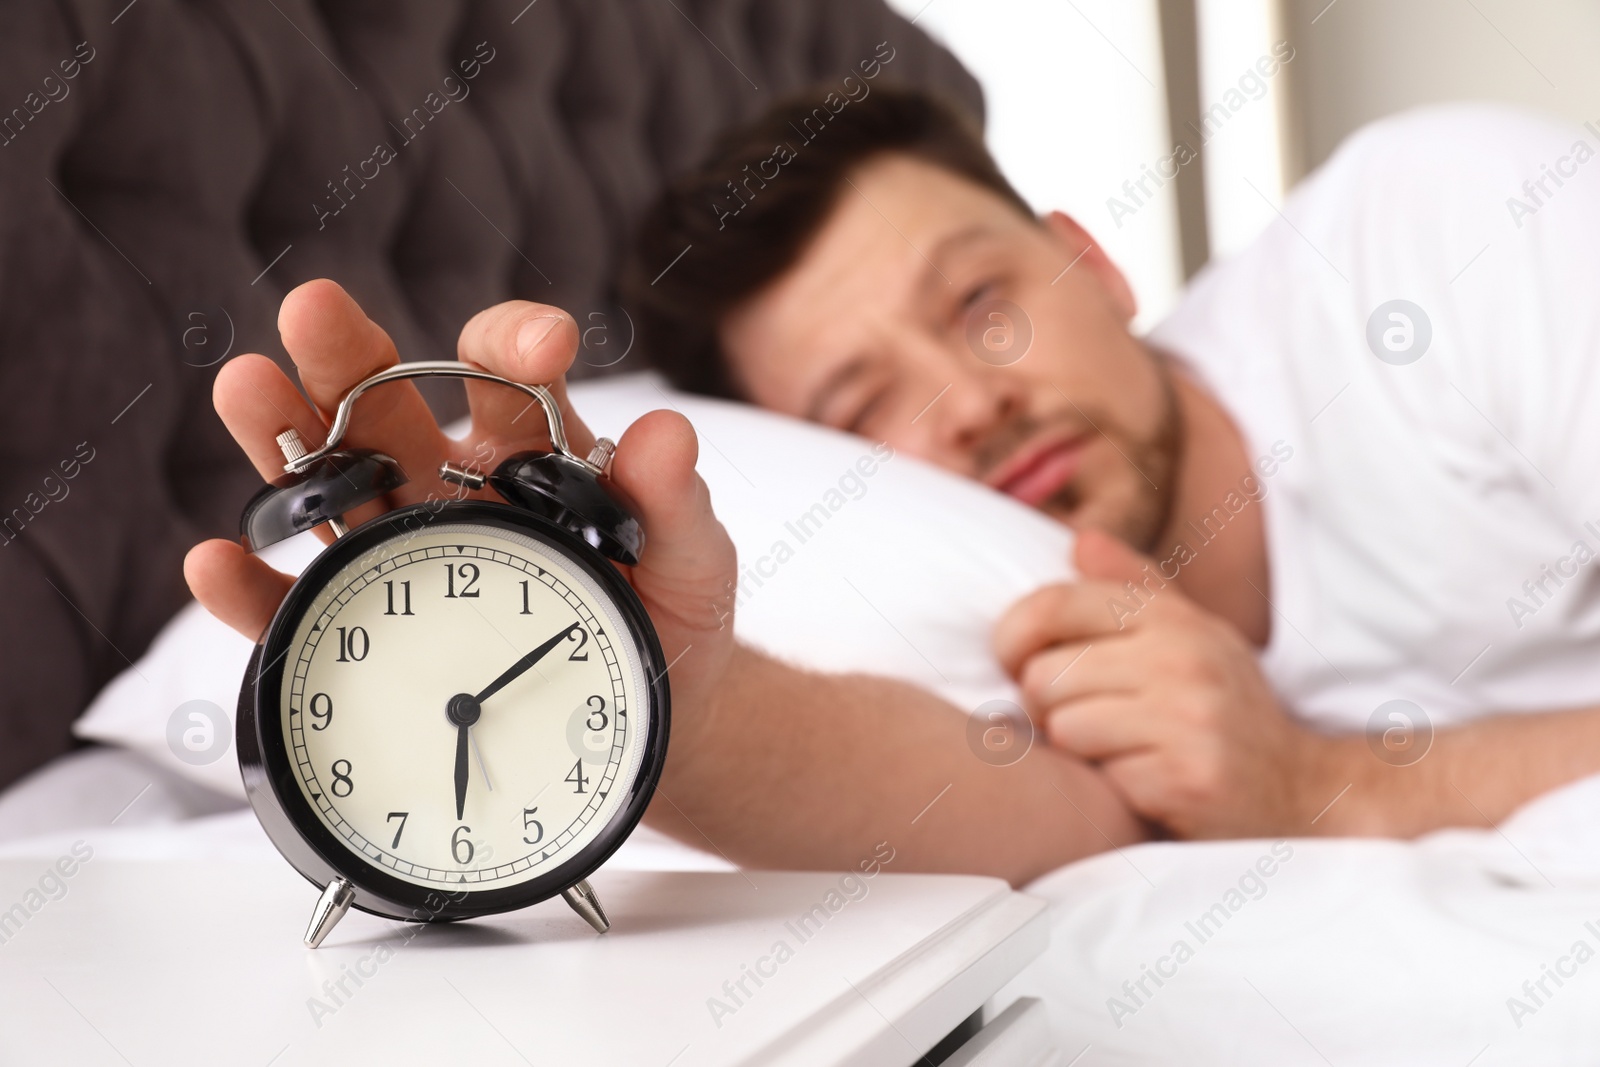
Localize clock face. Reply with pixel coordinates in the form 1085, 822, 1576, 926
274, 518, 653, 894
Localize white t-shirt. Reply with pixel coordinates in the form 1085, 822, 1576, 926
1149, 103, 1600, 733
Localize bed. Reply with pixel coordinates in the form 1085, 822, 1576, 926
4, 371, 1595, 1064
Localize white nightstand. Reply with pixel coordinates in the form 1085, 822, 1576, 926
0, 855, 1058, 1066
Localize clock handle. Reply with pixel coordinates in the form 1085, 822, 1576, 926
278, 361, 598, 477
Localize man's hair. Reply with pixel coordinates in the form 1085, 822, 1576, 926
620, 86, 1033, 398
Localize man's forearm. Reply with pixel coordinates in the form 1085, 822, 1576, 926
644, 643, 1147, 886
1301, 705, 1600, 837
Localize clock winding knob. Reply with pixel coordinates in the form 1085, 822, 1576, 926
585, 437, 616, 474
276, 428, 309, 465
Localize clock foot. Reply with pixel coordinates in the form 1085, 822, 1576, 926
561, 879, 610, 933
303, 877, 356, 948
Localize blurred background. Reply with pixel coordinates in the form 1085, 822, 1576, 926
890, 0, 1600, 328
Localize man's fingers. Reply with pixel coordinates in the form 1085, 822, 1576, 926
278, 280, 448, 497
184, 539, 295, 640
1074, 526, 1159, 584
281, 280, 405, 414
994, 527, 1193, 680
610, 410, 736, 628
457, 302, 595, 456
994, 578, 1170, 677
1016, 639, 1142, 712
1044, 695, 1156, 761
1096, 750, 1179, 830
213, 354, 328, 482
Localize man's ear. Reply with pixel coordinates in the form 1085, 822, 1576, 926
1041, 211, 1138, 324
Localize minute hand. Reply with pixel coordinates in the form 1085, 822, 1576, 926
474, 623, 582, 704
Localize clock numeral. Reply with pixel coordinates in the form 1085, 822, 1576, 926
519, 580, 532, 615
522, 807, 544, 845
566, 627, 590, 662
387, 811, 408, 848
445, 562, 481, 599
565, 759, 590, 794
309, 692, 334, 731
584, 694, 608, 732
335, 626, 369, 662
384, 579, 413, 616
330, 759, 354, 798
452, 824, 475, 865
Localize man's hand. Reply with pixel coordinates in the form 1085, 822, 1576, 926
184, 280, 737, 731
994, 528, 1320, 839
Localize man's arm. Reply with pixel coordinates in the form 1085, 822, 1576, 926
647, 644, 1145, 886
1299, 706, 1600, 837
1002, 526, 1600, 840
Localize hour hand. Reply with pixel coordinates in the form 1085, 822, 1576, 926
454, 723, 469, 820
447, 693, 481, 820
474, 623, 581, 704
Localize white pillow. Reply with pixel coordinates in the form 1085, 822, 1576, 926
74, 373, 1074, 799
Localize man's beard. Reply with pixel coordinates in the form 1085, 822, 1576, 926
978, 357, 1183, 553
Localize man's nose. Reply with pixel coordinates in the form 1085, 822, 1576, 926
937, 359, 1026, 454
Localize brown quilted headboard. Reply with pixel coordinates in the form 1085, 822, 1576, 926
0, 0, 980, 788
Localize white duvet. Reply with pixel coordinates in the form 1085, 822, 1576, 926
1002, 773, 1600, 1065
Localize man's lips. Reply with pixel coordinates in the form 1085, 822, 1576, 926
985, 430, 1091, 507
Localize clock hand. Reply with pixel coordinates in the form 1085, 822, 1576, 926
445, 622, 578, 819
446, 693, 482, 820
470, 729, 494, 792
473, 622, 582, 704
454, 723, 470, 821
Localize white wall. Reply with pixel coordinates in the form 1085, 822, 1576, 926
1284, 0, 1600, 172
886, 0, 1184, 328
1195, 0, 1291, 260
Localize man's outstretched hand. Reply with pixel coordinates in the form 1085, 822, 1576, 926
994, 528, 1330, 840
184, 280, 737, 727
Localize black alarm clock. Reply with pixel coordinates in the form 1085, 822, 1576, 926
234, 361, 669, 947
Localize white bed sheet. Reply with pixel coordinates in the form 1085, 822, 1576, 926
1000, 772, 1600, 1065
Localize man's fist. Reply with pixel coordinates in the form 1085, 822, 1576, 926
993, 527, 1323, 839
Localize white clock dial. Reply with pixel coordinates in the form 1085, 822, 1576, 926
279, 523, 650, 889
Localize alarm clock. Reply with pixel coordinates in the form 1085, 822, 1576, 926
234, 361, 670, 947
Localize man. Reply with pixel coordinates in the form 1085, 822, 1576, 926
188, 88, 1600, 884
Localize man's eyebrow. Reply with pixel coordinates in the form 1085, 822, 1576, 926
929, 223, 1003, 262
917, 223, 1004, 295
804, 357, 871, 422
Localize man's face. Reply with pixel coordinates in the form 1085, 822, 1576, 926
718, 154, 1180, 550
